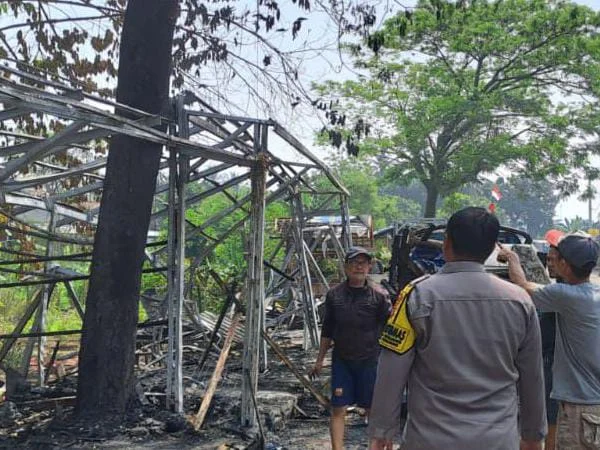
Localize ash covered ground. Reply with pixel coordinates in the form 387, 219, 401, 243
0, 330, 375, 449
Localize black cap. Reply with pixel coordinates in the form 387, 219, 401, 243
345, 246, 372, 262
557, 232, 600, 269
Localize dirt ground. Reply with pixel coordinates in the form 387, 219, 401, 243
4, 267, 592, 449
0, 329, 377, 449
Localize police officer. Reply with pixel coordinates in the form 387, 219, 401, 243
368, 207, 546, 450
310, 246, 391, 450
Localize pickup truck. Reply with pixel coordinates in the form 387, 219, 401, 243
377, 222, 550, 297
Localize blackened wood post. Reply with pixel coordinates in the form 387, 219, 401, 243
241, 124, 266, 428
76, 0, 179, 416
166, 100, 188, 413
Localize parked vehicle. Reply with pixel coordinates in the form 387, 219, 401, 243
376, 221, 549, 297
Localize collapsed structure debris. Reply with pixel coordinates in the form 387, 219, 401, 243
0, 63, 358, 445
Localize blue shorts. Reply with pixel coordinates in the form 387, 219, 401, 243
330, 356, 377, 408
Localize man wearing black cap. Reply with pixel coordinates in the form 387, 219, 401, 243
309, 246, 391, 450
500, 231, 600, 450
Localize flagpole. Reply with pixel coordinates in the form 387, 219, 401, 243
589, 178, 593, 225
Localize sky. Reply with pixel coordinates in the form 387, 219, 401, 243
4, 0, 600, 221
554, 0, 600, 220
575, 0, 600, 9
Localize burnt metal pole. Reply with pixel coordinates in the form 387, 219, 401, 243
37, 203, 57, 386
291, 189, 319, 350
166, 148, 187, 413
166, 99, 188, 413
340, 194, 352, 251
259, 124, 269, 373
241, 125, 267, 428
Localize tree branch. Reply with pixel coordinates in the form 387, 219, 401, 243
473, 55, 483, 89
483, 32, 569, 93
508, 126, 534, 141
431, 37, 457, 80
29, 0, 122, 15
0, 14, 121, 34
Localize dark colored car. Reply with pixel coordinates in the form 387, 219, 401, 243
376, 222, 547, 296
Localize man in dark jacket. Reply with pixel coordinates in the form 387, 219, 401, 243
310, 246, 391, 450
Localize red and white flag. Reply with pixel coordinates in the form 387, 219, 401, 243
491, 185, 502, 201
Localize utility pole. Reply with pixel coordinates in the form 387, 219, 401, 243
589, 178, 593, 225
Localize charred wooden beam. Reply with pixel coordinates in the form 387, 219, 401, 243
262, 331, 330, 408
192, 310, 242, 430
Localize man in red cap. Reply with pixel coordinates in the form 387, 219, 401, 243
538, 229, 564, 450
499, 231, 600, 450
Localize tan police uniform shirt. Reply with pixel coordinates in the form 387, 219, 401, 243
368, 261, 547, 450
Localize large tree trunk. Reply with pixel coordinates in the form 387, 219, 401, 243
424, 184, 438, 218
76, 0, 178, 417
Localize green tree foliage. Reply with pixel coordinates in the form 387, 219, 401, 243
554, 216, 599, 232
315, 0, 600, 217
141, 182, 292, 313
437, 192, 496, 219
380, 179, 427, 209
308, 158, 421, 227
186, 188, 247, 268
185, 183, 291, 274
481, 177, 560, 238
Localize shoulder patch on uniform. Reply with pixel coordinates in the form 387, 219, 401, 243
379, 281, 418, 355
